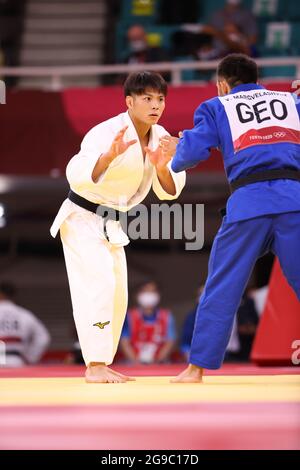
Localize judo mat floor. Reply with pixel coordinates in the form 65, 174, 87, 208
0, 364, 299, 450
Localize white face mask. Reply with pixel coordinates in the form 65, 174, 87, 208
137, 292, 160, 309
129, 39, 147, 53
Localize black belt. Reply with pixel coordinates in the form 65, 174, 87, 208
230, 169, 300, 193
220, 169, 300, 217
68, 190, 120, 238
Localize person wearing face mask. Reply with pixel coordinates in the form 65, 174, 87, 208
123, 25, 171, 82
120, 281, 176, 364
125, 24, 170, 65
162, 53, 300, 383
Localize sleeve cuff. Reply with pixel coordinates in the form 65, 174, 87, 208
152, 161, 186, 200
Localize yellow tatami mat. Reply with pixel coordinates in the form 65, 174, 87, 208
1, 375, 299, 406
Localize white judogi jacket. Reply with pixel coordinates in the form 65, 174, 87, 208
0, 300, 50, 367
50, 111, 186, 245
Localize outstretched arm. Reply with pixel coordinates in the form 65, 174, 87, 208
171, 102, 220, 173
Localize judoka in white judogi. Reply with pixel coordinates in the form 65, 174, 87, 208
0, 299, 50, 367
51, 110, 186, 367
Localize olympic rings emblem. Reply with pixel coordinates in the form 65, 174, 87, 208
273, 132, 286, 138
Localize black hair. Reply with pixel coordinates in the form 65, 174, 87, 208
0, 281, 16, 299
217, 53, 258, 88
124, 71, 168, 97
135, 280, 159, 293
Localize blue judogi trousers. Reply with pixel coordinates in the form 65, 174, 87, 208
190, 211, 300, 369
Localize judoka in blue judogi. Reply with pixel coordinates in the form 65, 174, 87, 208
169, 53, 300, 382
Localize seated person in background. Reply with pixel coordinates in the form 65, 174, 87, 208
209, 0, 258, 44
199, 23, 257, 58
194, 32, 220, 61
223, 22, 257, 56
208, 0, 258, 56
120, 281, 176, 364
0, 281, 50, 367
181, 286, 259, 362
123, 24, 170, 82
171, 22, 254, 83
125, 24, 170, 65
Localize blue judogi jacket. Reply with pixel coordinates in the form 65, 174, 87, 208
171, 83, 300, 223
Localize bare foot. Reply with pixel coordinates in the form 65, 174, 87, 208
110, 369, 136, 381
170, 364, 203, 383
85, 364, 135, 383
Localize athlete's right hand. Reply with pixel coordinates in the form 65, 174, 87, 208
106, 126, 137, 161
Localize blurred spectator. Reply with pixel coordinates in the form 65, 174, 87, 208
171, 20, 254, 82
194, 30, 220, 61
120, 281, 176, 364
0, 0, 25, 86
125, 24, 170, 65
180, 286, 259, 362
0, 281, 50, 367
171, 29, 218, 81
198, 23, 255, 57
172, 29, 219, 60
208, 0, 258, 56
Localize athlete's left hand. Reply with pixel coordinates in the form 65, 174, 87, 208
145, 135, 179, 170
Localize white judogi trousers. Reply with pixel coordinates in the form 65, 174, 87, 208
60, 210, 128, 366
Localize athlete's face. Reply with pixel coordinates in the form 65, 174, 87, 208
126, 89, 166, 125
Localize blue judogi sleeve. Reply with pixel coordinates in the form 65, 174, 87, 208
292, 92, 300, 119
171, 101, 220, 173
